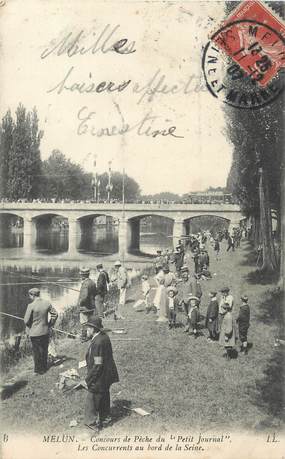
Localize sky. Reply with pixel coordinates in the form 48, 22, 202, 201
0, 0, 233, 195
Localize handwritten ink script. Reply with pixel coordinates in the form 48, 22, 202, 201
41, 24, 204, 140
41, 24, 136, 59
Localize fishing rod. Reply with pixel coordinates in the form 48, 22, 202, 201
0, 312, 140, 341
3, 271, 80, 292
0, 311, 78, 337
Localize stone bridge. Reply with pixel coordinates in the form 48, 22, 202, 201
0, 202, 243, 256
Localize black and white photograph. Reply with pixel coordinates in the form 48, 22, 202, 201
0, 1, 284, 458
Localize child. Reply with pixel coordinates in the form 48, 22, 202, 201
214, 239, 220, 260
155, 277, 168, 322
166, 286, 179, 329
219, 303, 237, 360
185, 295, 200, 338
133, 274, 151, 312
205, 291, 219, 341
236, 295, 250, 355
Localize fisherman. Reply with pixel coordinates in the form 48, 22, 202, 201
78, 267, 97, 342
114, 261, 128, 320
95, 264, 110, 318
24, 288, 58, 375
84, 317, 119, 429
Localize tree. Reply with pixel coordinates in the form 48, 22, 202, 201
0, 110, 13, 198
42, 150, 92, 200
224, 1, 284, 274
141, 192, 181, 202
1, 104, 43, 200
96, 171, 141, 202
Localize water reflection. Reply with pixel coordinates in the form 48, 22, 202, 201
78, 227, 118, 255
0, 267, 81, 339
36, 230, 68, 254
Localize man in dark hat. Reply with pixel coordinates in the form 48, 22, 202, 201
205, 291, 219, 341
24, 288, 58, 375
96, 264, 110, 318
78, 267, 97, 341
84, 317, 119, 429
236, 295, 250, 355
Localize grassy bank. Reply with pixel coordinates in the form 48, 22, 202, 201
1, 240, 284, 435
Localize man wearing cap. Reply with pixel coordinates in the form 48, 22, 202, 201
114, 261, 128, 319
96, 264, 110, 318
78, 267, 97, 341
236, 295, 250, 355
24, 288, 58, 375
84, 317, 119, 429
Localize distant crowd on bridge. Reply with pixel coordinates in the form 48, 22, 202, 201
0, 195, 238, 206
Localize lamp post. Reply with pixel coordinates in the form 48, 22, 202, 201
92, 154, 97, 201
106, 161, 113, 203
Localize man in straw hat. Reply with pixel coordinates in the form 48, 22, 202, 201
24, 288, 58, 375
84, 317, 119, 429
78, 267, 97, 341
184, 295, 200, 338
166, 286, 179, 329
113, 261, 128, 319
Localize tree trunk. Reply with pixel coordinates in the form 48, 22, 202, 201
278, 162, 284, 289
252, 215, 260, 247
259, 168, 278, 272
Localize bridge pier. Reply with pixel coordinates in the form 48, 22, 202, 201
173, 219, 186, 248
23, 218, 36, 255
129, 219, 140, 252
68, 218, 79, 256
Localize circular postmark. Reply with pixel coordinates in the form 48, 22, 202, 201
202, 19, 285, 109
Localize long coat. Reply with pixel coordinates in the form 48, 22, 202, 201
85, 332, 119, 393
236, 304, 250, 335
205, 299, 219, 336
219, 311, 237, 347
78, 278, 97, 313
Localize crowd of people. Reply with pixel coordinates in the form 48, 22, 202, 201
22, 227, 250, 430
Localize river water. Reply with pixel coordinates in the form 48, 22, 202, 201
0, 226, 173, 338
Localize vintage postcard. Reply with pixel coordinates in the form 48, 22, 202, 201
0, 0, 284, 458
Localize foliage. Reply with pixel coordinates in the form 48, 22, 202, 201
97, 171, 141, 202
41, 150, 93, 200
0, 105, 43, 200
141, 192, 181, 202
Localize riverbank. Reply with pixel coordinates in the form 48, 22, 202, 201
1, 240, 284, 435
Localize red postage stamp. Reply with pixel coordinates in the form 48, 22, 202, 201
212, 0, 285, 87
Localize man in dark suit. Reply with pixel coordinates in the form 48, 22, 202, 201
84, 317, 119, 429
95, 264, 109, 318
78, 267, 97, 341
24, 287, 58, 375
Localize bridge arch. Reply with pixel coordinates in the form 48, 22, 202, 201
183, 214, 231, 236
125, 214, 174, 254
